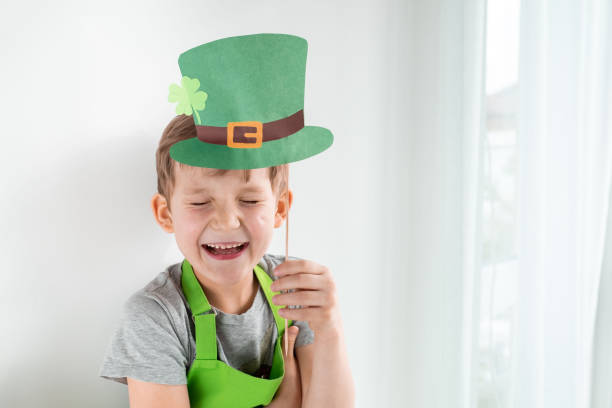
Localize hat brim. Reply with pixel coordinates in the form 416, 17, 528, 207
169, 125, 333, 169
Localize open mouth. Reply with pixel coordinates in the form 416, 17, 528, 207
202, 242, 249, 259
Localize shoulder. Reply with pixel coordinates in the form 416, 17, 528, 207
99, 262, 191, 385
124, 262, 188, 318
118, 262, 192, 352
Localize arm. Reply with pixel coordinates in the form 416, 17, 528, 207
127, 378, 190, 408
295, 343, 314, 398
265, 325, 303, 407
127, 327, 300, 408
271, 259, 356, 407
296, 324, 355, 408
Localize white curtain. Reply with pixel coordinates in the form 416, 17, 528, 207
515, 1, 612, 408
379, 0, 486, 406
593, 184, 612, 408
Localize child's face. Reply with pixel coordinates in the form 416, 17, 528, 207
153, 165, 291, 287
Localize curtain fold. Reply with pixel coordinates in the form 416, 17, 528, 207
592, 177, 612, 408
516, 0, 612, 407
380, 0, 486, 406
461, 1, 488, 407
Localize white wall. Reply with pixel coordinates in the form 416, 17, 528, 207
0, 0, 476, 407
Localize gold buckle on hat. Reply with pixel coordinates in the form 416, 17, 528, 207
227, 121, 263, 148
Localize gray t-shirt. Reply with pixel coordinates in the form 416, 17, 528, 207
99, 253, 314, 385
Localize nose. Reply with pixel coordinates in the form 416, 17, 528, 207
211, 204, 241, 230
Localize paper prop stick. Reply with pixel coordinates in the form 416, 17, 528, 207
283, 166, 290, 356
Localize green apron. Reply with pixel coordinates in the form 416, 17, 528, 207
180, 258, 293, 408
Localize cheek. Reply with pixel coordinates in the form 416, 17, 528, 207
250, 206, 275, 229
174, 211, 205, 235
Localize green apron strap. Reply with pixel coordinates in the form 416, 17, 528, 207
181, 259, 217, 360
254, 264, 293, 334
181, 258, 214, 316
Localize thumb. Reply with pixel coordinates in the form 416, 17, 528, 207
282, 325, 300, 357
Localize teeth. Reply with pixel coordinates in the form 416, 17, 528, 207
206, 243, 243, 249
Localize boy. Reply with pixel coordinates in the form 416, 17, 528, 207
99, 33, 355, 407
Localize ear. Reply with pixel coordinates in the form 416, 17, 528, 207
274, 189, 293, 228
151, 193, 174, 233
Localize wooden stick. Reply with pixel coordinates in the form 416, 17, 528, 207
284, 165, 289, 357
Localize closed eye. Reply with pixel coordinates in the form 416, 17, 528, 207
190, 201, 259, 206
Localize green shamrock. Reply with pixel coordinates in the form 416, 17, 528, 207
168, 76, 208, 125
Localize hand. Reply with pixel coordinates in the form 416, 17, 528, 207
267, 325, 301, 407
270, 259, 343, 338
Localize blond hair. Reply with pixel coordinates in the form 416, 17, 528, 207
155, 115, 288, 213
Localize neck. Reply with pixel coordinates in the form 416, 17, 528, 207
195, 267, 259, 315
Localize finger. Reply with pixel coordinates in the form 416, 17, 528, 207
273, 290, 327, 306
273, 259, 328, 277
270, 273, 325, 292
282, 326, 299, 359
278, 305, 318, 321
288, 325, 299, 350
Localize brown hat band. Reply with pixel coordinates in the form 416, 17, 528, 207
196, 109, 304, 149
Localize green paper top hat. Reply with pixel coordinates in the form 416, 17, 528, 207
167, 33, 334, 170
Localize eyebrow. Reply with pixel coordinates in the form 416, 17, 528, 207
184, 186, 265, 194
185, 187, 210, 194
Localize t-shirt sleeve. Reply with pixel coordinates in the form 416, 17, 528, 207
98, 291, 189, 385
293, 319, 315, 348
